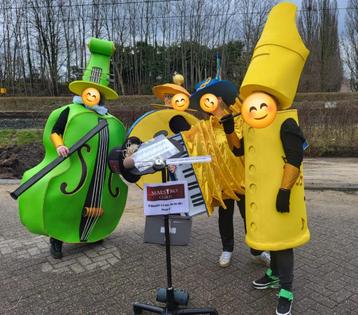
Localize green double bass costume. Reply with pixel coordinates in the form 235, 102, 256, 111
18, 38, 128, 243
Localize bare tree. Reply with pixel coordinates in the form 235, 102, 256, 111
60, 1, 74, 83
298, 0, 343, 92
238, 0, 274, 73
298, 0, 321, 91
344, 0, 358, 91
4, 0, 345, 96
319, 0, 343, 91
30, 0, 63, 95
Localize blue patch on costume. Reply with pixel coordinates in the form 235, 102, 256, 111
303, 140, 309, 151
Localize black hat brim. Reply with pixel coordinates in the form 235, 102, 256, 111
190, 80, 237, 109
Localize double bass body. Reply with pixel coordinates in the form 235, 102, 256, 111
18, 104, 128, 243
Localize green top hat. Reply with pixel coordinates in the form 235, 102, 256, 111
69, 38, 119, 100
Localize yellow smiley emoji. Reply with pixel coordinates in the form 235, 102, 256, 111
171, 93, 190, 111
241, 92, 277, 128
82, 87, 101, 107
199, 93, 218, 113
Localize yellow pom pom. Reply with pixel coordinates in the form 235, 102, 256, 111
173, 72, 185, 86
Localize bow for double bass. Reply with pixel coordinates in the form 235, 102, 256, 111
10, 119, 108, 200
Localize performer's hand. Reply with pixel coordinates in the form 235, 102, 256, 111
276, 188, 291, 213
168, 164, 176, 174
123, 157, 135, 169
56, 145, 69, 157
220, 114, 235, 134
124, 143, 139, 157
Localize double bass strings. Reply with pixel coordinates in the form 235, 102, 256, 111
81, 126, 107, 241
80, 129, 101, 241
88, 126, 109, 239
87, 126, 109, 240
83, 126, 109, 241
82, 126, 107, 241
81, 125, 109, 241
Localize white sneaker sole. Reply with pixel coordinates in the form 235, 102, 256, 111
252, 282, 280, 290
219, 261, 231, 268
276, 306, 292, 315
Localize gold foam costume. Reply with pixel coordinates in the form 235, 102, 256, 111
182, 115, 245, 215
240, 2, 310, 250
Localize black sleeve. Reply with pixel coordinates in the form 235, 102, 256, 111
232, 138, 244, 156
118, 160, 141, 183
280, 118, 305, 168
108, 137, 142, 183
52, 107, 70, 135
169, 115, 191, 133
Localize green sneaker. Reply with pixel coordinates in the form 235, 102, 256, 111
252, 268, 280, 289
276, 289, 293, 315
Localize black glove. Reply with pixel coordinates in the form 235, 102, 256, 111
276, 188, 291, 213
220, 114, 235, 134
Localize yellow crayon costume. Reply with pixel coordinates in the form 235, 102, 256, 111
243, 111, 309, 251
240, 2, 310, 251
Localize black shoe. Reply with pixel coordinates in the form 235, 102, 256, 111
252, 268, 280, 289
276, 289, 293, 315
50, 237, 63, 259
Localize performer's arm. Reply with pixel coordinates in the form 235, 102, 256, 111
276, 118, 305, 213
220, 114, 243, 155
51, 107, 70, 157
109, 137, 141, 183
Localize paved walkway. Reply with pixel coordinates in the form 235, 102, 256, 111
303, 158, 358, 190
0, 158, 357, 314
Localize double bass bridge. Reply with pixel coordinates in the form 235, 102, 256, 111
84, 207, 104, 218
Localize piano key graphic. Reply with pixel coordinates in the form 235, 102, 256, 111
170, 133, 208, 216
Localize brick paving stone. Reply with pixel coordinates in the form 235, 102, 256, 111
0, 178, 358, 314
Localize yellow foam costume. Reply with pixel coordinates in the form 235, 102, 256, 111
182, 115, 245, 215
128, 109, 199, 188
240, 3, 309, 110
240, 2, 310, 251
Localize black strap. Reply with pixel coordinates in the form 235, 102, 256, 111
10, 120, 108, 200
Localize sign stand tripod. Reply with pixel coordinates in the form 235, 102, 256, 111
133, 161, 218, 315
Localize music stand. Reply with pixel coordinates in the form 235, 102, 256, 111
133, 164, 218, 315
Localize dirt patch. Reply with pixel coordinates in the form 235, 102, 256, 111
0, 144, 44, 179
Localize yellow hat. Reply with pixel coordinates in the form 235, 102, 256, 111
152, 84, 190, 100
152, 72, 190, 100
240, 2, 309, 109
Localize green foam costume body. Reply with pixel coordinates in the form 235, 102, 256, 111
18, 38, 127, 243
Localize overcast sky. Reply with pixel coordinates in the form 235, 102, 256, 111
280, 0, 348, 32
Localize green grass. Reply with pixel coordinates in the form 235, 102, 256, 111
0, 125, 357, 156
0, 129, 43, 148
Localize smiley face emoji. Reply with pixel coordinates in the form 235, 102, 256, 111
171, 93, 190, 111
82, 87, 101, 107
241, 92, 277, 128
199, 93, 218, 113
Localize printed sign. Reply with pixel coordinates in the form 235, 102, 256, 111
144, 181, 189, 216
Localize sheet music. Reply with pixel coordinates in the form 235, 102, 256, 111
131, 134, 180, 172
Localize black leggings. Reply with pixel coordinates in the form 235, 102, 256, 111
218, 195, 262, 256
271, 249, 294, 291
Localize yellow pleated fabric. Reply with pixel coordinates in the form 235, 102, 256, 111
181, 116, 245, 215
